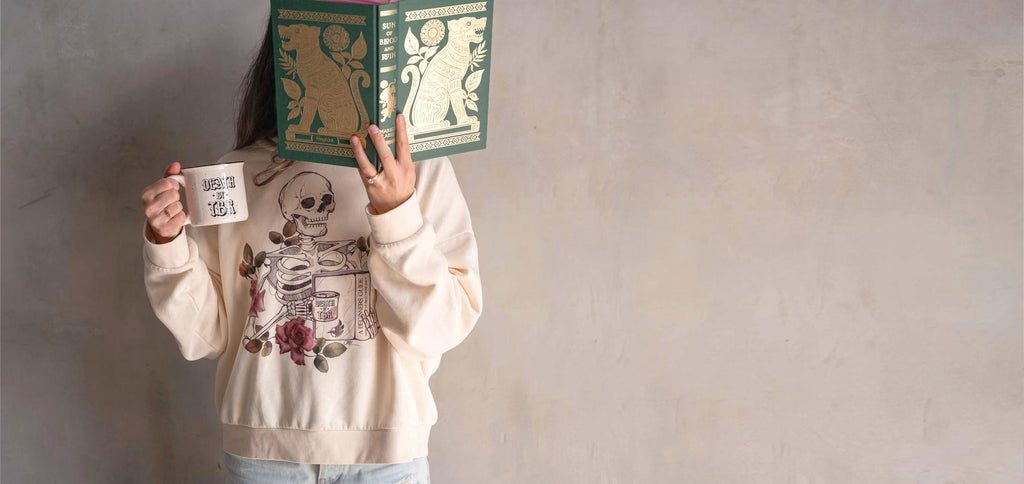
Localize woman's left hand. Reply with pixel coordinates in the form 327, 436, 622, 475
352, 112, 416, 215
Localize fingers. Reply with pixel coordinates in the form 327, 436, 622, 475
146, 194, 186, 239
141, 177, 179, 205
351, 134, 380, 182
163, 162, 181, 177
162, 200, 184, 219
141, 163, 186, 241
150, 211, 187, 239
143, 189, 180, 220
368, 125, 398, 176
395, 113, 411, 165
167, 211, 187, 227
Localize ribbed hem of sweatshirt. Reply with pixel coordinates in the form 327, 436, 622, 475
365, 188, 423, 244
141, 222, 190, 268
222, 423, 431, 465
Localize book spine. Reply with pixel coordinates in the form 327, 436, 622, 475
373, 4, 401, 172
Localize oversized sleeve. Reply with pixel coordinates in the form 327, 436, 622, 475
141, 221, 230, 361
364, 156, 484, 361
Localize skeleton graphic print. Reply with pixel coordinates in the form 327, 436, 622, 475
238, 171, 380, 373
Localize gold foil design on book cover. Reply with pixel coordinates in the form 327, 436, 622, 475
285, 141, 355, 158
401, 10, 487, 152
404, 2, 487, 22
278, 20, 372, 156
379, 80, 396, 123
278, 9, 367, 26
410, 133, 480, 152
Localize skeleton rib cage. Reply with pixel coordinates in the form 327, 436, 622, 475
247, 234, 381, 346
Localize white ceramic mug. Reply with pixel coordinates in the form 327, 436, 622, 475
168, 161, 249, 226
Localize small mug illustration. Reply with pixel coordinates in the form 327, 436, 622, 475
313, 291, 341, 336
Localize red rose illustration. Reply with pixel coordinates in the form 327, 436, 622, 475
276, 317, 316, 366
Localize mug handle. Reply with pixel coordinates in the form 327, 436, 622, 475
167, 174, 192, 226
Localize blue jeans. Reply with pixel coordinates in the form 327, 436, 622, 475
223, 451, 430, 484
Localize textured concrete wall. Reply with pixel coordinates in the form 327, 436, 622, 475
2, 0, 1021, 482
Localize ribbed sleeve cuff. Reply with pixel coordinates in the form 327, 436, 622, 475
142, 221, 190, 268
365, 188, 424, 245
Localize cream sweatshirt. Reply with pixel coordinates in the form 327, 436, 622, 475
141, 139, 483, 464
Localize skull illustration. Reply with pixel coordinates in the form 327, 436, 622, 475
279, 172, 336, 237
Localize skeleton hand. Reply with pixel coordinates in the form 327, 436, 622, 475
141, 162, 187, 244
351, 112, 416, 216
290, 299, 312, 318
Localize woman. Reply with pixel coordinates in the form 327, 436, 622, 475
138, 16, 483, 484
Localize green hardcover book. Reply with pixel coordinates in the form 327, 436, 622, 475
270, 0, 493, 170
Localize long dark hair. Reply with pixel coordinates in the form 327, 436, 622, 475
236, 17, 293, 185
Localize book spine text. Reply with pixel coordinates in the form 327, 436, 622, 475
373, 5, 401, 171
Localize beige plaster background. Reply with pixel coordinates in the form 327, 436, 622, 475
2, 0, 1022, 482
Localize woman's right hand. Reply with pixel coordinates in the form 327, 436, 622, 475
142, 162, 187, 244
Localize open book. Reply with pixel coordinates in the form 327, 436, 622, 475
271, 0, 493, 169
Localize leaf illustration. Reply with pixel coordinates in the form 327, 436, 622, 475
314, 354, 329, 373
278, 48, 297, 78
465, 69, 484, 93
322, 342, 347, 358
425, 46, 438, 59
283, 221, 297, 237
282, 78, 302, 100
284, 236, 299, 247
260, 331, 269, 341
269, 231, 284, 244
469, 92, 479, 101
466, 99, 478, 112
350, 60, 363, 69
357, 236, 367, 251
243, 244, 254, 264
288, 107, 301, 120
254, 251, 266, 268
408, 55, 423, 65
352, 33, 367, 60
247, 264, 256, 275
342, 64, 352, 79
244, 338, 262, 353
469, 41, 488, 70
419, 46, 427, 56
316, 338, 326, 352
419, 60, 428, 74
261, 341, 272, 356
330, 52, 348, 65
403, 28, 419, 55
